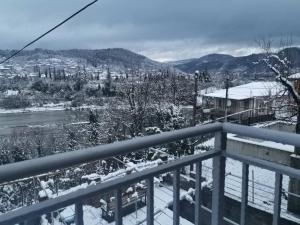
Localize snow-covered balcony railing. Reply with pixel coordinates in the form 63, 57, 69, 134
0, 123, 300, 225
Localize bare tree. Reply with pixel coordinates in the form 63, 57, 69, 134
256, 38, 299, 134
257, 36, 300, 213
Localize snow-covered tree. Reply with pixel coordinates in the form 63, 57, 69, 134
257, 37, 300, 213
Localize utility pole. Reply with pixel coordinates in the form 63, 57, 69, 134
224, 73, 230, 122
193, 71, 199, 126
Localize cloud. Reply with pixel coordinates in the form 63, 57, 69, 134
0, 0, 299, 61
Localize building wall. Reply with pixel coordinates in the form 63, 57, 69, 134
212, 97, 272, 114
263, 122, 295, 133
227, 137, 291, 166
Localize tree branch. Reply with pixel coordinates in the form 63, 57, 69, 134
277, 75, 300, 105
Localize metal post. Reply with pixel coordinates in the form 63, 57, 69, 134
195, 161, 203, 225
20, 184, 24, 206
33, 177, 38, 203
146, 177, 154, 225
173, 169, 180, 225
20, 221, 28, 225
273, 173, 282, 225
240, 163, 249, 225
75, 201, 84, 225
115, 189, 123, 225
193, 71, 199, 126
135, 189, 138, 219
212, 131, 227, 225
55, 178, 59, 197
252, 170, 254, 203
51, 212, 54, 225
224, 75, 229, 122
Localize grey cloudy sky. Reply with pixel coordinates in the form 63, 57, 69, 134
0, 0, 299, 61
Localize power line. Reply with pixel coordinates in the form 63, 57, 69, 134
0, 0, 99, 65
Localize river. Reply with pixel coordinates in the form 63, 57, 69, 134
0, 110, 89, 136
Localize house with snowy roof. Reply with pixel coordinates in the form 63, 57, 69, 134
203, 81, 284, 123
0, 65, 10, 76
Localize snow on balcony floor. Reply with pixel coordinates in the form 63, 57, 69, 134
48, 185, 193, 225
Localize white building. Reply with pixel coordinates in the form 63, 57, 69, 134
203, 81, 284, 121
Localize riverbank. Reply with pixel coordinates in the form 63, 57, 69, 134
0, 102, 107, 114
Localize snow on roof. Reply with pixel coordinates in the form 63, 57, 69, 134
288, 73, 300, 80
203, 82, 283, 100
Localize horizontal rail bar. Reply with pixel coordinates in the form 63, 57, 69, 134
0, 150, 221, 225
225, 152, 300, 180
0, 122, 222, 184
223, 122, 300, 147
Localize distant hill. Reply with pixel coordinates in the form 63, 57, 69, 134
0, 48, 163, 70
170, 47, 300, 77
1, 47, 300, 77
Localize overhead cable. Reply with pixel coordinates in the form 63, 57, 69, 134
0, 0, 98, 65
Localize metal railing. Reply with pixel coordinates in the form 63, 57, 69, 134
0, 122, 300, 225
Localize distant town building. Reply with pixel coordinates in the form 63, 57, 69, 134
0, 65, 10, 76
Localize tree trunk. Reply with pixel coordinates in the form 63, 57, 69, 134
295, 106, 300, 154
287, 106, 300, 214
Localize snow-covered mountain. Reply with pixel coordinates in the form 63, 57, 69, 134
170, 47, 300, 78
0, 48, 163, 71
1, 47, 300, 78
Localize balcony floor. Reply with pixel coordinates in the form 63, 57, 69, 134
54, 184, 193, 225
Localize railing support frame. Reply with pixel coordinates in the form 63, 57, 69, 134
212, 131, 227, 225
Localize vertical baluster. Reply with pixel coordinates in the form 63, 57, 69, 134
147, 177, 154, 225
240, 163, 249, 225
195, 161, 203, 225
173, 169, 180, 225
211, 131, 227, 225
252, 170, 255, 203
20, 221, 28, 225
273, 173, 282, 225
75, 201, 84, 225
115, 189, 123, 225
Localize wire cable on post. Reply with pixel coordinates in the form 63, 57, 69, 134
0, 0, 98, 65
